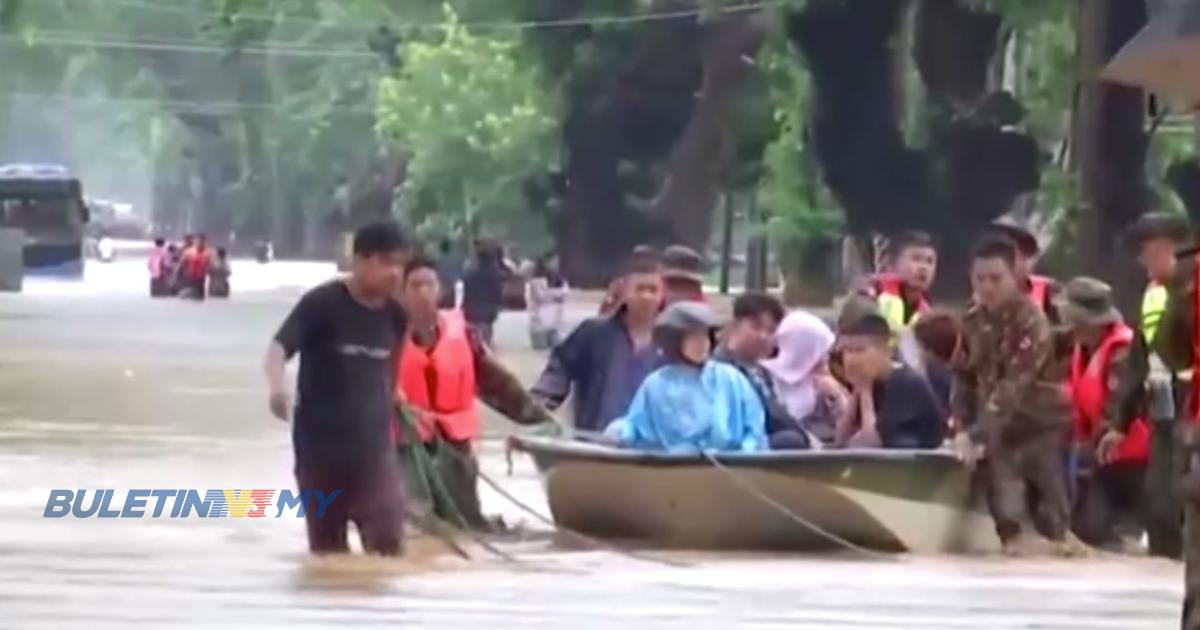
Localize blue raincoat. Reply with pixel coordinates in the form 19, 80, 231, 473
608, 361, 768, 453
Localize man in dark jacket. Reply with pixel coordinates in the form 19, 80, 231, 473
461, 241, 505, 345
532, 255, 663, 432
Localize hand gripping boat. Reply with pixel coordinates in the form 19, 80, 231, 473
509, 436, 1001, 554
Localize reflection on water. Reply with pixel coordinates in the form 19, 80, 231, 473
0, 262, 1184, 628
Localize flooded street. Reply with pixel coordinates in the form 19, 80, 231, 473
0, 261, 1184, 629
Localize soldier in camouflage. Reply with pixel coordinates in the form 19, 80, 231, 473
951, 237, 1082, 557
1155, 245, 1200, 629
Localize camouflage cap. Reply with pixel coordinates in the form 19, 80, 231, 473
1060, 276, 1121, 327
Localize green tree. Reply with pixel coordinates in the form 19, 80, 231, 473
375, 6, 557, 248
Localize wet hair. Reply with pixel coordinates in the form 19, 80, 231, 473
970, 235, 1018, 269
216, 247, 227, 258
353, 221, 410, 257
733, 292, 784, 325
886, 230, 936, 263
403, 253, 438, 279
153, 237, 165, 247
839, 313, 892, 345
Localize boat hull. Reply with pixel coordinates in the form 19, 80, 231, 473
511, 437, 1001, 554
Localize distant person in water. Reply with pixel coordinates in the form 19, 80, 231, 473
208, 247, 231, 299
605, 301, 767, 453
461, 241, 506, 346
148, 237, 168, 297
263, 221, 411, 556
527, 252, 569, 351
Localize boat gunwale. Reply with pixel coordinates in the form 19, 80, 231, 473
510, 435, 962, 468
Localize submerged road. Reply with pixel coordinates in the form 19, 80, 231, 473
0, 260, 1184, 629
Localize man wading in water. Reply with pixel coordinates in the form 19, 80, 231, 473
264, 222, 411, 555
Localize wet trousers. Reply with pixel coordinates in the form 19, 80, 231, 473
1181, 422, 1200, 629
1071, 461, 1146, 547
986, 428, 1070, 543
1148, 418, 1185, 558
398, 439, 489, 531
293, 454, 406, 555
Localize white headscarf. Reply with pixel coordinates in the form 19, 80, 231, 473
761, 310, 836, 421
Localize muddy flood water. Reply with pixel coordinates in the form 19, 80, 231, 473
0, 261, 1185, 628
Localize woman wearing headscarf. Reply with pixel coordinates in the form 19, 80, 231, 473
763, 311, 851, 445
604, 301, 767, 453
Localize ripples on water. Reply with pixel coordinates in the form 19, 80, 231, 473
0, 261, 1184, 628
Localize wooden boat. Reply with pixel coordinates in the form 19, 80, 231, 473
509, 435, 1001, 554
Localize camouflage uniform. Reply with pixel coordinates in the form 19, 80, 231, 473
399, 324, 554, 530
952, 294, 1073, 544
1155, 255, 1200, 629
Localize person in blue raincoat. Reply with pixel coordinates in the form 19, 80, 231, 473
605, 301, 768, 453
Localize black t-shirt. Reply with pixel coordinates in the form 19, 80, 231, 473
872, 365, 945, 449
274, 281, 407, 466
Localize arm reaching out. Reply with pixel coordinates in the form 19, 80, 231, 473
264, 341, 290, 421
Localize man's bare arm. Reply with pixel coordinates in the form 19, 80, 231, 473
264, 341, 291, 420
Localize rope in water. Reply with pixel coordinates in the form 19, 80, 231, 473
468, 446, 690, 569
698, 450, 894, 561
396, 406, 526, 566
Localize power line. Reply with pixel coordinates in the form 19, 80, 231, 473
51, 0, 778, 32
0, 31, 378, 57
3, 91, 376, 116
16, 27, 370, 53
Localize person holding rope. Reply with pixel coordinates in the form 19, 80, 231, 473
395, 254, 558, 531
263, 221, 411, 556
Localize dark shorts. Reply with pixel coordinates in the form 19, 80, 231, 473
294, 454, 406, 555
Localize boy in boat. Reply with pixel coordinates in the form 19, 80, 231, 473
533, 252, 664, 432
834, 314, 944, 449
1062, 277, 1150, 550
713, 292, 826, 449
1126, 212, 1192, 558
604, 301, 767, 453
395, 254, 556, 530
951, 236, 1081, 557
263, 221, 410, 556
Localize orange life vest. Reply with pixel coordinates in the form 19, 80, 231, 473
1069, 323, 1150, 464
396, 310, 480, 443
1027, 275, 1052, 312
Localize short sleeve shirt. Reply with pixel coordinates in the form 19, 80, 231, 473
274, 281, 407, 466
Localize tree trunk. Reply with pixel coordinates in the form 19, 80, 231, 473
1074, 0, 1149, 312
652, 7, 766, 251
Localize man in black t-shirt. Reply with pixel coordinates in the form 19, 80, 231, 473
264, 222, 411, 555
836, 314, 945, 449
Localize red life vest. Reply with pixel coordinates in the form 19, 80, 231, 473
1069, 323, 1150, 464
1028, 275, 1052, 312
873, 274, 930, 327
1191, 258, 1200, 422
396, 310, 480, 443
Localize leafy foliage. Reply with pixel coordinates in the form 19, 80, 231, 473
375, 6, 557, 245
